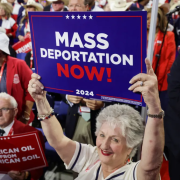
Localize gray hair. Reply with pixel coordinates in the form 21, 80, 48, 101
95, 104, 145, 158
0, 92, 18, 108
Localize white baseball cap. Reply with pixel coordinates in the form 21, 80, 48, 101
0, 32, 10, 55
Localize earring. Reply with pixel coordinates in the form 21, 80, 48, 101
124, 154, 130, 165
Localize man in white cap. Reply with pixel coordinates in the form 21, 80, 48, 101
0, 32, 35, 125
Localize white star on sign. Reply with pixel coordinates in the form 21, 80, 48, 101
66, 15, 69, 19
83, 15, 87, 19
71, 15, 75, 19
77, 15, 81, 19
89, 15, 93, 19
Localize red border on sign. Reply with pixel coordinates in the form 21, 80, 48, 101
44, 86, 74, 92
31, 15, 143, 103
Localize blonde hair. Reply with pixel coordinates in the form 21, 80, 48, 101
0, 3, 13, 19
19, 6, 39, 31
146, 7, 167, 33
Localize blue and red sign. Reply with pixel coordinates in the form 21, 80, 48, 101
29, 11, 147, 106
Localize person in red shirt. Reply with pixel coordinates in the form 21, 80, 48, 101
0, 32, 34, 124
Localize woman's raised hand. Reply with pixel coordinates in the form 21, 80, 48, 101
128, 58, 161, 112
28, 73, 46, 101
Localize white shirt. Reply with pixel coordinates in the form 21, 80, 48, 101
0, 121, 14, 180
1, 17, 16, 30
65, 142, 139, 180
0, 120, 14, 136
12, 3, 21, 16
91, 2, 104, 11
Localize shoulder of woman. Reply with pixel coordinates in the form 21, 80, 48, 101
166, 31, 175, 38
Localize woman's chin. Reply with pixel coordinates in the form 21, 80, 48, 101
99, 157, 112, 165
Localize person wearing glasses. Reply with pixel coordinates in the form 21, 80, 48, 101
0, 92, 44, 180
0, 32, 34, 124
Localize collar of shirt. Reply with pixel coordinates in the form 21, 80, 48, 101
0, 120, 14, 136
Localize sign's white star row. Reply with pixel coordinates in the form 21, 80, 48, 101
66, 15, 93, 19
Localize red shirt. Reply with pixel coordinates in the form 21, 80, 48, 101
153, 31, 176, 91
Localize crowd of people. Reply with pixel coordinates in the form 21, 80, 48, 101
1, 0, 180, 179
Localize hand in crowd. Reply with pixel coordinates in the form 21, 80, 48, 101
128, 58, 161, 113
67, 95, 83, 104
7, 33, 12, 37
19, 116, 29, 125
18, 35, 25, 42
83, 99, 104, 110
8, 171, 26, 180
28, 74, 46, 102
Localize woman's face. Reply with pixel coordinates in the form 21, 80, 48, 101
0, 7, 5, 16
26, 6, 36, 13
147, 12, 151, 30
96, 122, 132, 168
147, 12, 159, 30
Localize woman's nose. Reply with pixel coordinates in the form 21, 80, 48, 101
101, 139, 110, 149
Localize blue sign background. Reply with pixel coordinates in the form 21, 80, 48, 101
29, 11, 147, 106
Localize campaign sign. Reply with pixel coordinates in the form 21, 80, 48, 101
12, 34, 31, 54
29, 11, 147, 106
0, 132, 47, 173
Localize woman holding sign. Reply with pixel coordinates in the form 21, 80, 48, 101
28, 58, 164, 180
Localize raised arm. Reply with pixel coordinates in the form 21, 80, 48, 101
129, 59, 164, 180
28, 74, 76, 165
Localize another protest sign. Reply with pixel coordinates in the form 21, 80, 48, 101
12, 34, 31, 54
0, 131, 47, 173
29, 11, 147, 106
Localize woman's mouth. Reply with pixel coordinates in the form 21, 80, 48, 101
101, 149, 113, 156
